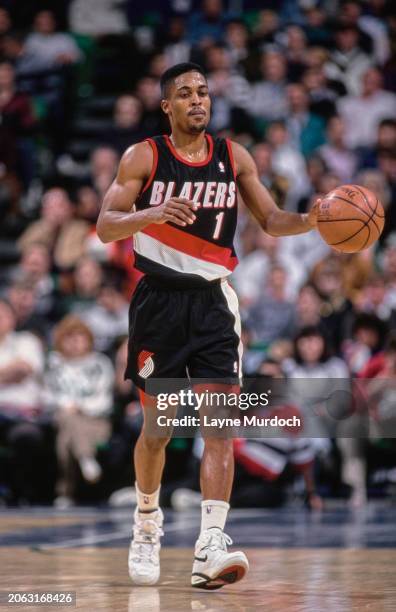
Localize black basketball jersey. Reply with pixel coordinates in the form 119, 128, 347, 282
133, 134, 238, 283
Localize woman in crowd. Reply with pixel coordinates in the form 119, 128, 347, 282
45, 315, 114, 507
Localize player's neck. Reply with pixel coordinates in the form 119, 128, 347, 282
169, 130, 207, 161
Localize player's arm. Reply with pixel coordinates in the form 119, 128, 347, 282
96, 141, 196, 243
232, 142, 318, 236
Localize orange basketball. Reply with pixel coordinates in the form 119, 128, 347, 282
317, 184, 385, 253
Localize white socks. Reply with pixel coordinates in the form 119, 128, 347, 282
201, 499, 230, 532
136, 481, 160, 513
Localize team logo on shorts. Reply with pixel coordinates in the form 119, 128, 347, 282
138, 350, 155, 378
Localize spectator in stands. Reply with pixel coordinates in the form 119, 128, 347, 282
281, 25, 308, 81
224, 19, 250, 69
310, 255, 356, 352
251, 142, 288, 209
187, 0, 225, 47
22, 10, 82, 73
338, 67, 396, 149
79, 280, 129, 353
60, 256, 103, 316
318, 116, 358, 183
0, 298, 46, 503
0, 61, 36, 190
295, 284, 325, 331
162, 16, 191, 67
12, 243, 56, 319
106, 95, 145, 154
6, 277, 49, 340
232, 231, 280, 309
302, 66, 341, 120
45, 315, 114, 507
18, 187, 89, 270
135, 76, 167, 135
343, 313, 387, 374
89, 146, 118, 200
325, 24, 372, 95
285, 325, 349, 379
246, 264, 296, 347
286, 82, 326, 158
251, 51, 288, 122
266, 120, 310, 210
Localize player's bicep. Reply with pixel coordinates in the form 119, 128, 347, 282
98, 142, 152, 217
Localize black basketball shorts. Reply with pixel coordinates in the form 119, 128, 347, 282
125, 276, 242, 393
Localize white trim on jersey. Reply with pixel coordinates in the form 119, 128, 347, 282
134, 231, 232, 281
220, 280, 243, 380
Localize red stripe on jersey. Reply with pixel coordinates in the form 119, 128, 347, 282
141, 138, 159, 194
226, 138, 236, 180
164, 134, 214, 167
141, 223, 238, 270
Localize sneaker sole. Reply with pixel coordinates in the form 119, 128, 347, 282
191, 564, 247, 590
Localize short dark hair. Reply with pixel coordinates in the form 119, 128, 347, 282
160, 62, 206, 98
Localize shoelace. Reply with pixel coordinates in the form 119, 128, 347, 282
199, 529, 233, 552
131, 518, 164, 564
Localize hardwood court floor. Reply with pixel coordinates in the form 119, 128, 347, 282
1, 547, 396, 611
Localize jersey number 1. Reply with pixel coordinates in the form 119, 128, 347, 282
213, 212, 225, 240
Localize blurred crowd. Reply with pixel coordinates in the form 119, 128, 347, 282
0, 0, 396, 509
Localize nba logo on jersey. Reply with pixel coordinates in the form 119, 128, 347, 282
206, 506, 212, 514
218, 161, 225, 173
138, 350, 155, 378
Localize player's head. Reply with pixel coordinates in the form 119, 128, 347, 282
160, 62, 210, 134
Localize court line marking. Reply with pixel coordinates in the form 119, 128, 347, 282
32, 510, 266, 551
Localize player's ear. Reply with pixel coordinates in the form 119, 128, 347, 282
161, 99, 170, 116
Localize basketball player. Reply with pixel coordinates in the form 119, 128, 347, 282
97, 63, 318, 589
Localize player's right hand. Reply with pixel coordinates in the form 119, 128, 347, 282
148, 197, 197, 227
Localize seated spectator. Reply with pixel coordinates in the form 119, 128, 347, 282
310, 255, 356, 352
79, 280, 129, 353
250, 51, 288, 122
343, 313, 387, 374
224, 19, 250, 69
295, 284, 325, 331
325, 23, 372, 95
162, 16, 191, 67
6, 277, 49, 340
284, 326, 349, 379
44, 315, 114, 507
0, 298, 46, 503
0, 61, 37, 189
359, 118, 396, 170
246, 264, 296, 347
12, 243, 56, 319
266, 120, 310, 210
286, 82, 326, 158
186, 0, 225, 47
232, 231, 280, 309
18, 187, 90, 270
251, 142, 288, 210
280, 25, 308, 81
135, 76, 168, 136
106, 95, 145, 154
59, 256, 103, 316
302, 66, 342, 120
338, 67, 396, 149
89, 146, 119, 201
318, 116, 358, 183
22, 10, 82, 73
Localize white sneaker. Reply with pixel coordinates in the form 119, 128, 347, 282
128, 507, 164, 585
191, 527, 249, 590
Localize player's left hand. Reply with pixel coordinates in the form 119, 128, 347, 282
307, 197, 321, 228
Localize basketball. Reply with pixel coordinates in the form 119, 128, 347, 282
317, 184, 385, 253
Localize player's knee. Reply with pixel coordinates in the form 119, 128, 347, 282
203, 437, 233, 453
141, 433, 171, 452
